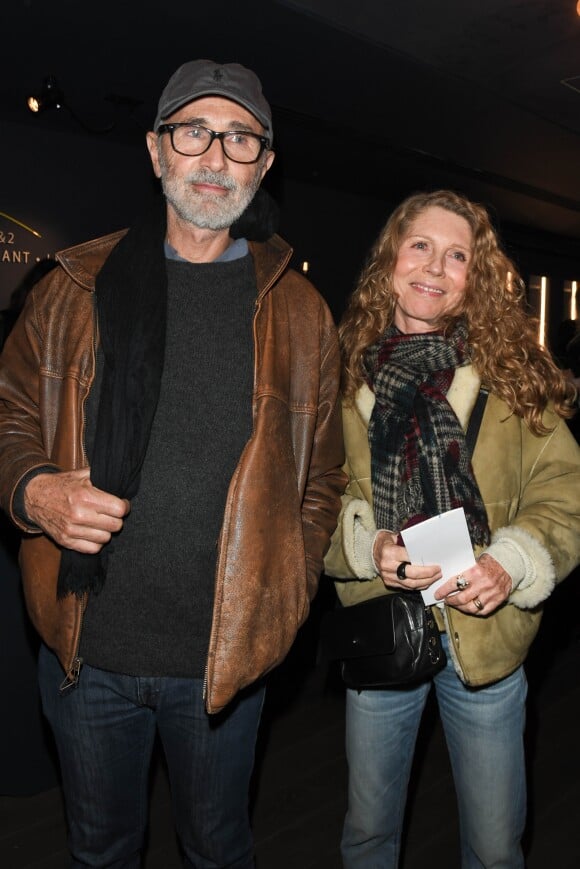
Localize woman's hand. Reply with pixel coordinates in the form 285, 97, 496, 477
373, 530, 442, 591
433, 553, 512, 615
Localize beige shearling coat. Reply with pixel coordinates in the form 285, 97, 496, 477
324, 366, 580, 687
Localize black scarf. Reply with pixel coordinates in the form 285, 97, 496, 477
57, 197, 168, 597
363, 321, 491, 548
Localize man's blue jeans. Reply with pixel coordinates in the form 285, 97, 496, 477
38, 644, 265, 868
341, 632, 527, 869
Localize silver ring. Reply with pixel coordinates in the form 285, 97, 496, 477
456, 574, 469, 591
396, 561, 411, 580
473, 597, 484, 611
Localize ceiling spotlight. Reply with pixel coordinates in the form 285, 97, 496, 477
27, 75, 64, 113
25, 74, 144, 135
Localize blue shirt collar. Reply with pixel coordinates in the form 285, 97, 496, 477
164, 237, 249, 263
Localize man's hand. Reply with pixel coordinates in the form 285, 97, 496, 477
24, 468, 130, 553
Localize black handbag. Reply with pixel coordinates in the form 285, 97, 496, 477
319, 591, 446, 689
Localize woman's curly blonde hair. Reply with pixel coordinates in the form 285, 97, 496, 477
339, 189, 575, 435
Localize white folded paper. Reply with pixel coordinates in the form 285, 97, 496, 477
400, 507, 475, 606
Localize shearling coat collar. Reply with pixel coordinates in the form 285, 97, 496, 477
353, 364, 481, 430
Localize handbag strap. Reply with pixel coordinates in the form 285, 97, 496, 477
465, 389, 488, 458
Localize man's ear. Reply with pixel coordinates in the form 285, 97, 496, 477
146, 131, 162, 179
260, 149, 275, 182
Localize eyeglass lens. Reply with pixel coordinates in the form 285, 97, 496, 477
171, 125, 263, 162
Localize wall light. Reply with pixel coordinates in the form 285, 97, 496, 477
528, 274, 549, 346
27, 75, 64, 114
539, 276, 548, 346
26, 75, 114, 132
26, 75, 142, 135
564, 279, 578, 320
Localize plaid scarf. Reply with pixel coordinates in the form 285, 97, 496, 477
363, 321, 491, 548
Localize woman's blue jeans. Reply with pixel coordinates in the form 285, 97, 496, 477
38, 644, 265, 868
341, 632, 527, 869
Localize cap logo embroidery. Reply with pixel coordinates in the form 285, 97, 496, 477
213, 69, 224, 82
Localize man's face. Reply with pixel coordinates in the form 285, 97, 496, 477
147, 96, 274, 231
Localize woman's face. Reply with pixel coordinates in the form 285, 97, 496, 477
392, 205, 473, 334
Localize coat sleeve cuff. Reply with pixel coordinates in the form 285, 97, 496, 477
342, 498, 377, 579
12, 465, 61, 530
484, 525, 556, 609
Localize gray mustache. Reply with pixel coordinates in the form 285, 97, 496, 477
185, 170, 236, 191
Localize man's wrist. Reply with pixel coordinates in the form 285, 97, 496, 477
15, 465, 61, 525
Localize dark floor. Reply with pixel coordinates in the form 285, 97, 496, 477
1, 573, 580, 869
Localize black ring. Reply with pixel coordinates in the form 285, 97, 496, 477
396, 561, 411, 580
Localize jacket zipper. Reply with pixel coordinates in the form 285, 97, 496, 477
57, 581, 88, 693
59, 654, 84, 692
58, 304, 98, 694
203, 248, 291, 712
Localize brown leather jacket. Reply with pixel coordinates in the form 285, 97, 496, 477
0, 230, 346, 712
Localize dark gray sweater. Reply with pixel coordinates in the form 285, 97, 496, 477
79, 253, 256, 677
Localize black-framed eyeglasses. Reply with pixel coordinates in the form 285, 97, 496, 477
157, 122, 270, 164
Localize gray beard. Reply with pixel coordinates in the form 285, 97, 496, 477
160, 166, 262, 231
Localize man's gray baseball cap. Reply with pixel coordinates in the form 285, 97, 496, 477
154, 59, 273, 143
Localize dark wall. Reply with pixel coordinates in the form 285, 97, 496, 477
1, 119, 390, 321
1, 120, 153, 310
4, 118, 579, 328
